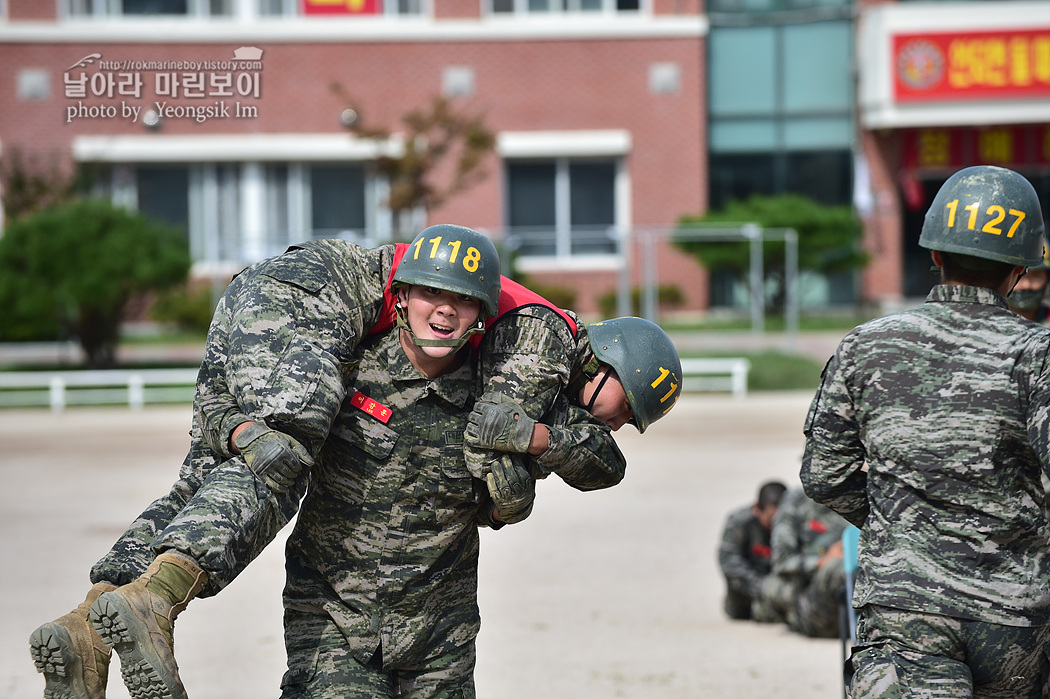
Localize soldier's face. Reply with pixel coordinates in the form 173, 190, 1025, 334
401, 285, 483, 359
581, 368, 633, 431
753, 504, 778, 531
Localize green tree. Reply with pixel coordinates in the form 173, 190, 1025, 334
0, 199, 191, 367
676, 194, 868, 311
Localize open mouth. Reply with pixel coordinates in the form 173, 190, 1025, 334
429, 322, 454, 338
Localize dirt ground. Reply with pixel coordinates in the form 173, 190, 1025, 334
0, 390, 846, 699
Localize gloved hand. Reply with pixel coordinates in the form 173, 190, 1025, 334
465, 392, 536, 454
232, 422, 314, 495
486, 454, 535, 524
464, 446, 495, 481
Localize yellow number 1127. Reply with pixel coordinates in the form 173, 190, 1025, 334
944, 198, 1026, 237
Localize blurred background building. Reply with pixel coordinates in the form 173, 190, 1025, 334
0, 0, 1048, 318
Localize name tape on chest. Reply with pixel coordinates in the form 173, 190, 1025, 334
350, 391, 392, 424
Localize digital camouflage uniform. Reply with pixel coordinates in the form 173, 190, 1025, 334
162, 290, 625, 599
90, 240, 623, 596
717, 505, 773, 620
38, 230, 631, 699
280, 326, 482, 698
801, 284, 1050, 697
752, 488, 846, 637
477, 304, 626, 491
90, 239, 393, 594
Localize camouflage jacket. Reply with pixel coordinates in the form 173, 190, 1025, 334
769, 488, 846, 582
283, 328, 481, 669
195, 239, 393, 458
801, 284, 1050, 626
195, 238, 624, 490
718, 505, 773, 598
476, 307, 626, 491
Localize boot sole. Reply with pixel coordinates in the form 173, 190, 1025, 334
29, 623, 91, 699
89, 594, 187, 699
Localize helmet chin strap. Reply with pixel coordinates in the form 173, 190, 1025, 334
395, 302, 485, 352
1007, 267, 1028, 297
584, 368, 614, 414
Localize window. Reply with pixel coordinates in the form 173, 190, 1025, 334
708, 20, 854, 208
65, 0, 232, 17
261, 164, 291, 253
709, 150, 852, 209
65, 0, 420, 18
205, 164, 242, 262
308, 164, 367, 241
708, 16, 856, 306
112, 161, 373, 268
709, 22, 852, 149
506, 158, 619, 259
707, 0, 849, 13
136, 166, 190, 232
489, 0, 639, 15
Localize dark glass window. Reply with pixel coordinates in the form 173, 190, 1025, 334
569, 161, 616, 254
507, 162, 557, 256
136, 166, 189, 234
710, 151, 855, 210
506, 159, 618, 257
310, 165, 366, 239
122, 0, 189, 14
783, 151, 853, 206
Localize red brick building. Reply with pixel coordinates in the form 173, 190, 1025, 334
0, 0, 710, 317
6, 1, 1046, 320
854, 0, 1050, 304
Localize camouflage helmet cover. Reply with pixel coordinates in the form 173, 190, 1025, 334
392, 224, 501, 317
919, 165, 1045, 267
587, 317, 682, 433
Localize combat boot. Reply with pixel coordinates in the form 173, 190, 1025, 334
89, 552, 207, 699
30, 581, 117, 699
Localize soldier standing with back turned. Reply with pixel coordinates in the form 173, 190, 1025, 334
802, 165, 1050, 698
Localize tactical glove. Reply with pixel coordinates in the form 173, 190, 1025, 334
464, 446, 495, 480
232, 422, 313, 495
465, 392, 536, 454
486, 454, 535, 524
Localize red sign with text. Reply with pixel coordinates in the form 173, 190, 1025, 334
302, 0, 379, 15
894, 28, 1050, 102
901, 125, 1050, 171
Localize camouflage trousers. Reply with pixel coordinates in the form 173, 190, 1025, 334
793, 559, 845, 638
280, 610, 476, 699
90, 435, 303, 598
751, 574, 796, 625
90, 437, 218, 589
848, 604, 1050, 699
724, 587, 755, 621
752, 562, 845, 637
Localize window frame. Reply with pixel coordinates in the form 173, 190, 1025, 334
504, 156, 627, 270
63, 0, 424, 19
65, 0, 232, 18
105, 160, 382, 272
498, 129, 631, 271
484, 0, 643, 17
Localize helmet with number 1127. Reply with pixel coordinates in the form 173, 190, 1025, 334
919, 165, 1045, 268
